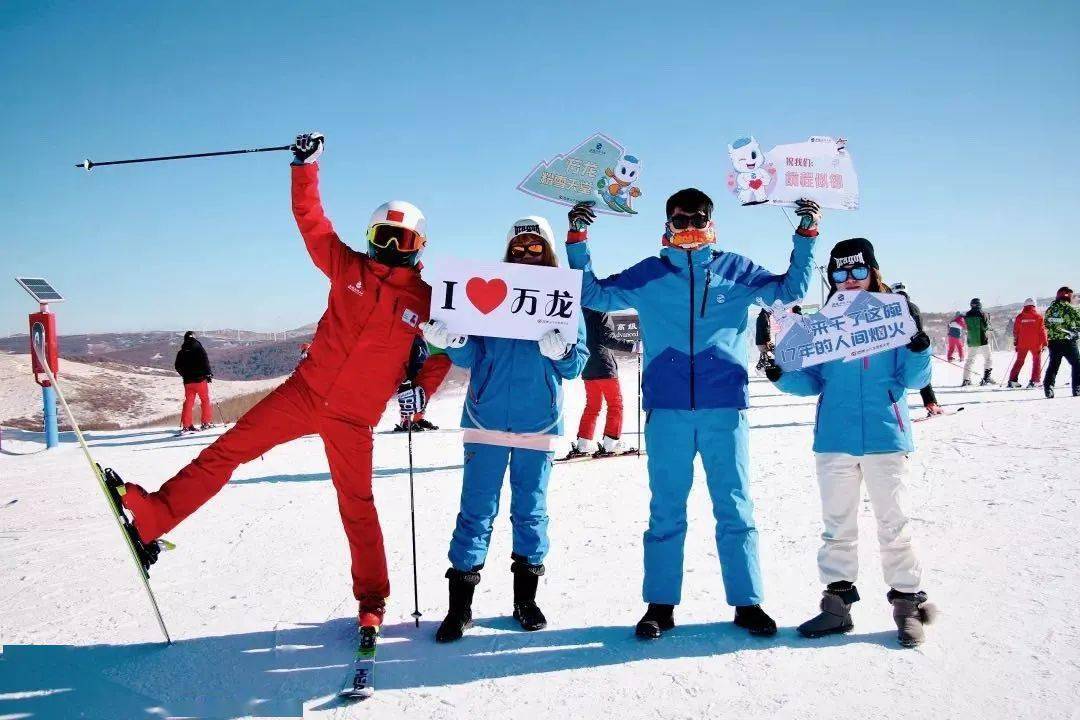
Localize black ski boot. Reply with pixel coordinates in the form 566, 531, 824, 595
413, 418, 439, 431
1073, 386, 1080, 397
798, 582, 859, 638
960, 378, 972, 387
979, 369, 996, 386
1007, 380, 1022, 389
392, 420, 409, 432
734, 604, 777, 636
888, 589, 937, 647
1045, 384, 1055, 399
435, 568, 481, 643
1026, 381, 1038, 389
511, 556, 547, 631
635, 603, 675, 639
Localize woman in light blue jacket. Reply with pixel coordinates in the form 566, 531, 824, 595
422, 216, 588, 643
766, 238, 936, 648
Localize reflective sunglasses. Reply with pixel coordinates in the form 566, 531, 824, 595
831, 265, 870, 283
367, 224, 426, 252
509, 242, 546, 258
669, 212, 710, 231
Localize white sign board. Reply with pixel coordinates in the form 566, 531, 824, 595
772, 290, 915, 371
427, 259, 583, 341
726, 135, 859, 210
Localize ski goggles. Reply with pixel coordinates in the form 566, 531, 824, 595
830, 265, 870, 283
509, 242, 546, 258
668, 212, 710, 231
367, 224, 426, 253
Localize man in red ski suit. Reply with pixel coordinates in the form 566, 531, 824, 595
120, 133, 437, 627
1008, 298, 1048, 387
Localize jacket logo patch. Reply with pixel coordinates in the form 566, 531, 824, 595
347, 280, 364, 296
401, 308, 420, 327
715, 293, 727, 304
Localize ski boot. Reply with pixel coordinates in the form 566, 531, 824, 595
511, 556, 547, 631
101, 467, 167, 574
435, 568, 480, 643
178, 425, 197, 435
1074, 386, 1080, 397
635, 603, 675, 639
798, 582, 859, 638
199, 422, 213, 430
560, 438, 594, 461
392, 420, 409, 432
979, 369, 996, 386
358, 594, 386, 629
734, 604, 777, 636
925, 403, 944, 416
594, 436, 630, 458
960, 378, 972, 387
1045, 384, 1055, 399
1007, 380, 1022, 389
1026, 381, 1038, 389
888, 589, 937, 647
412, 418, 439, 431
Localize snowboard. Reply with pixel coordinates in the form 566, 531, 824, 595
339, 625, 379, 700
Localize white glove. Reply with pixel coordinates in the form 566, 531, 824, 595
397, 384, 427, 417
538, 329, 573, 360
291, 132, 324, 165
422, 320, 467, 349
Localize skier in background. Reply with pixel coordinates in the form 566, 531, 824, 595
393, 339, 451, 432
946, 312, 967, 362
423, 216, 588, 643
892, 282, 942, 416
564, 308, 637, 458
1043, 286, 1080, 398
1007, 298, 1047, 388
766, 239, 937, 648
174, 330, 214, 432
755, 307, 773, 372
117, 132, 433, 635
962, 298, 995, 386
564, 192, 821, 639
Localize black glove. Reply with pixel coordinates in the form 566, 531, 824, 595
907, 331, 931, 353
291, 132, 324, 165
568, 200, 597, 231
764, 360, 784, 383
793, 198, 821, 236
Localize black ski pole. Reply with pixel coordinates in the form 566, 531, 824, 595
75, 145, 292, 171
636, 350, 642, 457
407, 418, 422, 628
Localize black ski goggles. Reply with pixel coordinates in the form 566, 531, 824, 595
830, 265, 870, 283
668, 212, 710, 231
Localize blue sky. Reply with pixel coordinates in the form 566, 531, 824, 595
2, 1, 1078, 335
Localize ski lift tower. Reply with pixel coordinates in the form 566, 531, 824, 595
15, 277, 64, 448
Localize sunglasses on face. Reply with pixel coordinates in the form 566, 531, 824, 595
669, 212, 710, 231
831, 265, 871, 283
510, 242, 546, 258
368, 224, 425, 252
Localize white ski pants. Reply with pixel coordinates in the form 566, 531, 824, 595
814, 452, 923, 593
963, 344, 993, 381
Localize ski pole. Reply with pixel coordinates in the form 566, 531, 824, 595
636, 349, 642, 457
406, 419, 422, 628
75, 144, 292, 171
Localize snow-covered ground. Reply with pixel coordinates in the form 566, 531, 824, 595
1, 351, 1078, 719
0, 352, 284, 429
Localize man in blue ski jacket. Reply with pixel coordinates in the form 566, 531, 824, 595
564, 191, 821, 638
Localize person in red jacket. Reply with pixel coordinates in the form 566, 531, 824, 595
1008, 298, 1048, 388
117, 132, 432, 630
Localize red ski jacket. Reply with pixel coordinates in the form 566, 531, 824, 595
1013, 305, 1048, 350
291, 163, 431, 424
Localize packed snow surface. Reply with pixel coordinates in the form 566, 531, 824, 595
1, 352, 1077, 719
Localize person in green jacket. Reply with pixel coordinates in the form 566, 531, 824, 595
1043, 286, 1080, 398
962, 298, 995, 386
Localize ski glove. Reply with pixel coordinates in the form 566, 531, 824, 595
538, 329, 573, 360
422, 319, 467, 350
568, 200, 597, 231
907, 331, 931, 353
397, 383, 427, 417
793, 198, 821, 237
764, 359, 784, 383
291, 132, 324, 165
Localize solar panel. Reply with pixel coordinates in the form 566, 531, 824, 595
15, 277, 65, 303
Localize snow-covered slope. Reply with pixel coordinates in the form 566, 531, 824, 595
0, 352, 285, 429
1, 352, 1077, 719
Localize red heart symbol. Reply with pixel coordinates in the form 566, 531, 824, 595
466, 277, 508, 315
749, 178, 763, 190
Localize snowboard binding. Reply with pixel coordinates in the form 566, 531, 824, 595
100, 466, 171, 574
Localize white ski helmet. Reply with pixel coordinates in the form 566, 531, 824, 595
368, 200, 426, 237
505, 215, 554, 246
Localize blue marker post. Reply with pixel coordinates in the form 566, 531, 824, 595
43, 383, 59, 448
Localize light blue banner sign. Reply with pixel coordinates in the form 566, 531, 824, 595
517, 132, 642, 216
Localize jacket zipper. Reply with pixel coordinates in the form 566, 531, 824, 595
687, 252, 696, 410
887, 390, 906, 432
700, 267, 711, 318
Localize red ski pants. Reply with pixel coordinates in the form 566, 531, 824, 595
946, 337, 965, 362
1009, 347, 1043, 383
181, 381, 212, 427
577, 378, 624, 440
133, 373, 389, 601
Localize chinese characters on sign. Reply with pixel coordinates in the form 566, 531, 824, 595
426, 259, 583, 341
611, 313, 640, 343
518, 132, 643, 216
726, 136, 859, 211
772, 291, 915, 371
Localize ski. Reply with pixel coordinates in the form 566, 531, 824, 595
914, 407, 965, 423
339, 625, 378, 700
101, 466, 175, 572
557, 449, 644, 463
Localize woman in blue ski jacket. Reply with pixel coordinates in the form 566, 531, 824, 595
765, 237, 937, 648
422, 215, 588, 643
